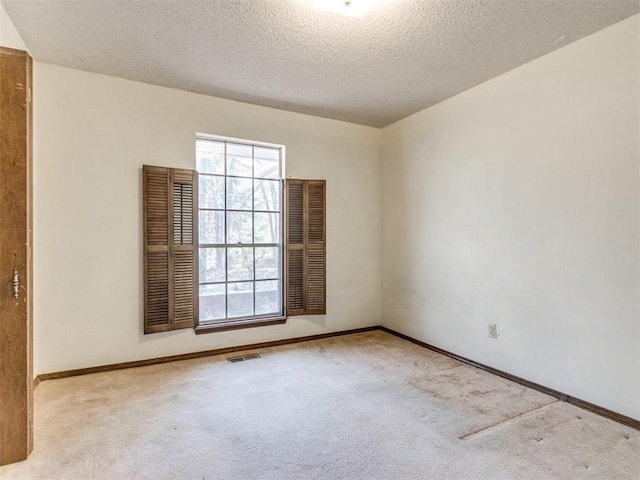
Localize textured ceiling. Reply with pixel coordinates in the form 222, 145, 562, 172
3, 0, 639, 127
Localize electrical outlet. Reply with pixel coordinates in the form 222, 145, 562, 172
488, 323, 498, 339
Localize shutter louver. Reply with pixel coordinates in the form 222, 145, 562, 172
307, 181, 325, 244
287, 249, 304, 314
285, 179, 326, 316
173, 250, 196, 328
146, 252, 169, 329
286, 180, 305, 316
287, 182, 304, 244
144, 165, 198, 334
146, 168, 169, 246
306, 247, 325, 314
173, 183, 193, 245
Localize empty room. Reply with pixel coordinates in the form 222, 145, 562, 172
0, 0, 639, 478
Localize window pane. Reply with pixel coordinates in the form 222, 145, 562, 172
200, 284, 225, 321
227, 144, 253, 177
226, 211, 252, 243
255, 158, 279, 179
255, 148, 279, 179
227, 143, 252, 157
254, 212, 279, 243
228, 282, 254, 318
227, 177, 253, 210
227, 156, 252, 177
255, 247, 279, 280
254, 146, 279, 160
256, 280, 280, 316
227, 247, 253, 281
196, 140, 225, 174
199, 210, 224, 244
199, 175, 225, 209
254, 179, 280, 211
200, 247, 226, 283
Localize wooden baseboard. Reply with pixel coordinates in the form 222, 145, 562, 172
380, 326, 640, 431
566, 396, 640, 430
34, 326, 379, 382
33, 324, 639, 431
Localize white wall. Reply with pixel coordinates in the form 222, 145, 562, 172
381, 15, 640, 420
34, 64, 381, 374
0, 2, 26, 50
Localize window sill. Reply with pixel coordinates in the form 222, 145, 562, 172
195, 316, 287, 334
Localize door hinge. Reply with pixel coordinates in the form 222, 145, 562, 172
13, 269, 19, 299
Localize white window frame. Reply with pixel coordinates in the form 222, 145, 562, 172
195, 133, 286, 327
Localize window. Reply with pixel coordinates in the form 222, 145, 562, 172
196, 137, 284, 325
142, 140, 326, 335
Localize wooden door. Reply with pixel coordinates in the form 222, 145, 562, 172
0, 47, 33, 465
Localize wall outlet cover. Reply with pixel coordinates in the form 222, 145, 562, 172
488, 323, 498, 339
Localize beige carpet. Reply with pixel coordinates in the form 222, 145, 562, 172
1, 331, 638, 479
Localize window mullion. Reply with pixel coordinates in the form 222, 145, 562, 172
252, 145, 256, 317
224, 141, 228, 320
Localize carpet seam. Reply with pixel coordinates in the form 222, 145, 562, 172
459, 400, 560, 441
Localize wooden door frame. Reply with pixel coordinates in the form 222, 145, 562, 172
0, 46, 33, 465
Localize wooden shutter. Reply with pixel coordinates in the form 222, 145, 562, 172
286, 180, 305, 315
143, 165, 198, 333
285, 179, 326, 316
305, 181, 326, 314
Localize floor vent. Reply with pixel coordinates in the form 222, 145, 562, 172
227, 353, 261, 363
